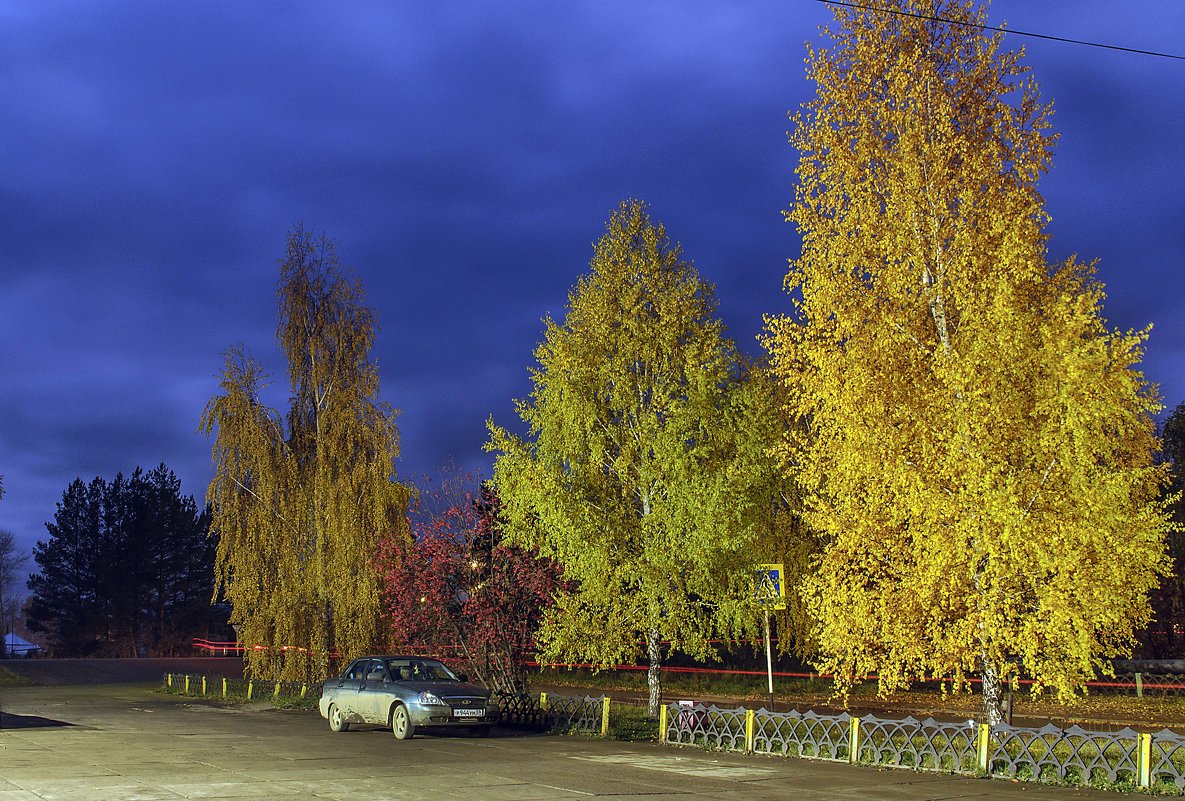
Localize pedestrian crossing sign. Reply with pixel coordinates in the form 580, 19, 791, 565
754, 563, 787, 610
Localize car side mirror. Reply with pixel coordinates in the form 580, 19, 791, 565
366, 671, 385, 682
457, 673, 468, 682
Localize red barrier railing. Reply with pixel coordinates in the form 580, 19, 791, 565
191, 638, 342, 659
192, 638, 1181, 694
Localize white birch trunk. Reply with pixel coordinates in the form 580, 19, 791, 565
981, 658, 1004, 727
647, 628, 662, 718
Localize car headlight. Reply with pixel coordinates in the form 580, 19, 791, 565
418, 691, 444, 705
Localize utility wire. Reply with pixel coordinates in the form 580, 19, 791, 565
814, 0, 1185, 61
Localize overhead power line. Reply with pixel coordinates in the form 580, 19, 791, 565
814, 0, 1185, 61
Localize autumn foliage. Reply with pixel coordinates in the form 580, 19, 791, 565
194, 2, 1173, 716
488, 200, 787, 715
202, 228, 409, 682
376, 481, 564, 694
765, 0, 1171, 722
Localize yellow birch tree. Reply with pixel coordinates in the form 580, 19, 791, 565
201, 227, 409, 682
765, 0, 1171, 723
488, 200, 786, 716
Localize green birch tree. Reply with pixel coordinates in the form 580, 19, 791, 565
487, 200, 784, 716
201, 227, 409, 682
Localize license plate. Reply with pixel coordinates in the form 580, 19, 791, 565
452, 708, 484, 718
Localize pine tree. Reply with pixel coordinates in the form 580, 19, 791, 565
28, 478, 107, 654
765, 0, 1171, 723
26, 468, 214, 656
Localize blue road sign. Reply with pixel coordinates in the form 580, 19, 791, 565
755, 563, 787, 610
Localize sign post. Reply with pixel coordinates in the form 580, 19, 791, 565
754, 563, 787, 712
763, 608, 774, 711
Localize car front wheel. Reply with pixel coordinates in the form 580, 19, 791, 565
391, 704, 416, 740
328, 704, 350, 733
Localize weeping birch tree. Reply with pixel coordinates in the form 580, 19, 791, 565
488, 200, 783, 716
201, 228, 409, 682
765, 0, 1171, 724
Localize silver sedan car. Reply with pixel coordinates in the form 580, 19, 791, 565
319, 655, 499, 739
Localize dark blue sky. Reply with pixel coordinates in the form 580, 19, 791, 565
2, 1, 1183, 585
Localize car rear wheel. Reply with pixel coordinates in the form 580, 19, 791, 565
391, 704, 415, 740
328, 704, 350, 733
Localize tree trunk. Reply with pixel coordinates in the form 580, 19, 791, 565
981, 658, 1005, 727
647, 629, 663, 718
320, 598, 333, 680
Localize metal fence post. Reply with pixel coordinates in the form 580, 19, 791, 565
977, 723, 991, 773
848, 716, 861, 764
659, 704, 669, 743
745, 709, 756, 754
1138, 732, 1153, 788
600, 697, 611, 737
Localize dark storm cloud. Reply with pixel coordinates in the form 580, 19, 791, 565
2, 0, 1183, 584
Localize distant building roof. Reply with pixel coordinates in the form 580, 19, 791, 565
3, 632, 40, 655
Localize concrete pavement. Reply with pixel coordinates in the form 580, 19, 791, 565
0, 682, 1122, 801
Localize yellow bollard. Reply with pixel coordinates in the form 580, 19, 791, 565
167, 674, 173, 688
745, 709, 756, 754
539, 692, 548, 711
977, 724, 991, 773
600, 697, 611, 737
247, 680, 254, 701
848, 716, 861, 764
1138, 732, 1152, 789
222, 677, 227, 699
659, 704, 669, 743
273, 681, 281, 699
184, 675, 190, 694
300, 684, 307, 699
201, 676, 207, 696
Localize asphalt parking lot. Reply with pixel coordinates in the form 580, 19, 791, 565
0, 668, 1120, 800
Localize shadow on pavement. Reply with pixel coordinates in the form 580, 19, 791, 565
322, 723, 550, 739
0, 712, 75, 729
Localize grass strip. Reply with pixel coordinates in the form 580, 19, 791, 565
0, 665, 33, 688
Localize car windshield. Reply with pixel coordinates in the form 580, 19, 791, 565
384, 658, 459, 682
